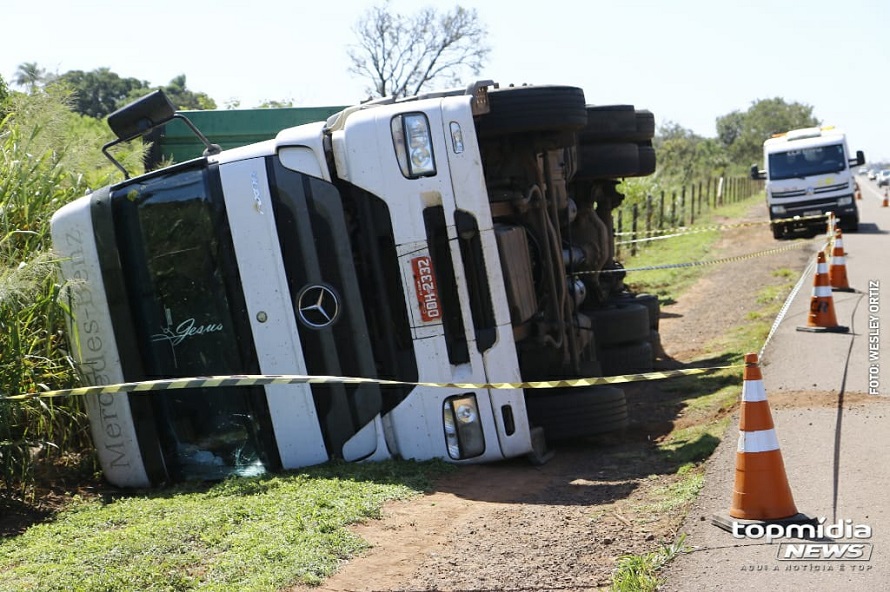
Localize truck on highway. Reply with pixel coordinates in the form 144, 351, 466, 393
751, 126, 864, 239
50, 82, 658, 487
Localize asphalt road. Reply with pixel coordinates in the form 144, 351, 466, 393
661, 179, 890, 591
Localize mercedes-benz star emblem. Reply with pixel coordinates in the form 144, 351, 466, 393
296, 284, 341, 329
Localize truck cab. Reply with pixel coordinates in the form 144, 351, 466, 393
51, 82, 657, 487
752, 126, 864, 239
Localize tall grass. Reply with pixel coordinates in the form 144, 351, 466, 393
0, 87, 140, 498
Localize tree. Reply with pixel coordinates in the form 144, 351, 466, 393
716, 98, 819, 167
348, 1, 490, 98
56, 68, 150, 119
13, 62, 47, 91
161, 74, 216, 110
647, 121, 734, 189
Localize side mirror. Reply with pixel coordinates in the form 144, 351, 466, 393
856, 150, 865, 166
107, 90, 176, 143
749, 164, 765, 180
102, 90, 221, 179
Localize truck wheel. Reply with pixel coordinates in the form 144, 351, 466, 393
525, 386, 628, 439
608, 292, 660, 330
637, 143, 656, 176
575, 142, 640, 179
587, 302, 650, 346
599, 340, 654, 376
579, 105, 637, 142
476, 85, 588, 137
630, 109, 656, 142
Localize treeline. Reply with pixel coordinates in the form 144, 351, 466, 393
624, 98, 819, 209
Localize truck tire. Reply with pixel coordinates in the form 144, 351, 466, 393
599, 340, 654, 376
579, 105, 637, 142
587, 302, 650, 346
476, 85, 588, 137
525, 386, 628, 439
631, 109, 656, 142
575, 142, 640, 179
637, 143, 656, 176
608, 292, 660, 330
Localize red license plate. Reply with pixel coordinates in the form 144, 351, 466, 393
411, 256, 441, 322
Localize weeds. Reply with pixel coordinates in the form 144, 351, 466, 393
0, 86, 132, 498
612, 533, 689, 591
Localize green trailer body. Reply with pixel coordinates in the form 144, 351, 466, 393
144, 105, 347, 168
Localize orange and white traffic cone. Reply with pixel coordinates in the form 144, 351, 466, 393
797, 251, 849, 333
829, 227, 853, 292
883, 188, 889, 208
855, 182, 862, 200
712, 353, 813, 531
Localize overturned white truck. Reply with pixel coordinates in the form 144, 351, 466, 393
51, 81, 658, 487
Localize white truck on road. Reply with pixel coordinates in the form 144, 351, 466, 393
51, 82, 658, 487
752, 126, 864, 239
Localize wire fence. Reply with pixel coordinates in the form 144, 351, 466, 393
616, 175, 764, 257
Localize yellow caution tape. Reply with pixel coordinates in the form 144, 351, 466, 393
615, 219, 769, 238
615, 213, 830, 240
8, 214, 833, 404
3, 366, 741, 401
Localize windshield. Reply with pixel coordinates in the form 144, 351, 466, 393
110, 165, 278, 481
768, 143, 847, 180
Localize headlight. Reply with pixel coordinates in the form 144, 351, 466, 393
771, 205, 786, 214
391, 113, 437, 179
442, 394, 485, 459
838, 196, 853, 206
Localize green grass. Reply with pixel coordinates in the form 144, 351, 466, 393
640, 463, 705, 515
611, 534, 688, 592
620, 192, 765, 303
0, 461, 450, 591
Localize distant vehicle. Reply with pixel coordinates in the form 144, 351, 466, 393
868, 169, 878, 180
858, 166, 868, 174
750, 126, 863, 238
878, 170, 890, 187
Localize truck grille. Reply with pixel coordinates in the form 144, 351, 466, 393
771, 182, 848, 199
268, 159, 419, 454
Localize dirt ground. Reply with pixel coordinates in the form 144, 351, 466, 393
287, 202, 823, 592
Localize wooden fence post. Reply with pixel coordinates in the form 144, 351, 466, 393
616, 208, 623, 258
680, 187, 686, 227
671, 192, 677, 227
659, 191, 665, 231
631, 204, 638, 256
645, 194, 653, 239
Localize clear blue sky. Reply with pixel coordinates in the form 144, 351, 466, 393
4, 0, 889, 161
